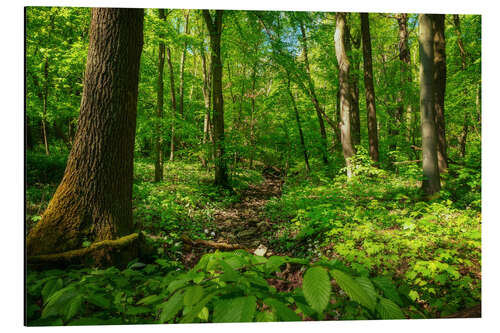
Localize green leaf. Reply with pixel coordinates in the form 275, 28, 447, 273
371, 276, 403, 306
265, 256, 286, 273
255, 311, 276, 322
264, 298, 301, 322
159, 291, 184, 323
355, 276, 377, 306
302, 266, 331, 313
87, 293, 112, 309
179, 292, 217, 323
41, 287, 78, 319
330, 269, 375, 311
197, 307, 209, 321
183, 285, 204, 307
125, 306, 151, 316
376, 297, 406, 319
213, 296, 257, 323
65, 295, 84, 321
218, 260, 240, 282
137, 294, 163, 306
41, 278, 63, 304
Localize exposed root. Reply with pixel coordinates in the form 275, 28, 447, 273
181, 234, 246, 251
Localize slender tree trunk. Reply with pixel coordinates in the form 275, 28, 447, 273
299, 21, 328, 164
286, 71, 310, 173
166, 46, 177, 161
203, 10, 228, 187
360, 13, 379, 163
418, 14, 441, 195
42, 58, 50, 155
178, 10, 190, 119
249, 61, 258, 168
335, 12, 356, 178
27, 8, 144, 262
200, 43, 213, 167
346, 22, 361, 147
432, 14, 448, 173
154, 9, 166, 182
453, 14, 473, 158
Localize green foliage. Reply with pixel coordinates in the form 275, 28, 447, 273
27, 251, 408, 325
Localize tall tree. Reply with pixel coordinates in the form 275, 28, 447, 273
166, 44, 177, 161
203, 10, 228, 187
335, 12, 356, 178
298, 19, 329, 164
346, 19, 361, 147
154, 8, 166, 182
360, 13, 379, 163
432, 14, 448, 172
178, 10, 191, 118
27, 8, 144, 262
418, 14, 441, 195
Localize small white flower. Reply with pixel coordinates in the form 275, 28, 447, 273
204, 229, 209, 234
210, 231, 215, 237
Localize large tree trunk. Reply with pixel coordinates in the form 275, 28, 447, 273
154, 9, 166, 182
178, 10, 190, 119
418, 14, 441, 195
432, 14, 448, 173
286, 70, 310, 174
299, 21, 328, 165
335, 12, 356, 178
360, 13, 379, 163
203, 10, 228, 187
27, 8, 144, 265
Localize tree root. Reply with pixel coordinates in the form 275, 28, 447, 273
181, 234, 246, 251
27, 233, 149, 269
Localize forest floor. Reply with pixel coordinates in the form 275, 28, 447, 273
182, 169, 285, 267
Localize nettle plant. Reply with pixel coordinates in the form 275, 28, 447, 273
28, 251, 409, 325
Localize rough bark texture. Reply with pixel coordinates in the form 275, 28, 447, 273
299, 21, 328, 164
26, 8, 144, 263
360, 13, 379, 163
154, 8, 166, 182
432, 14, 448, 172
203, 10, 228, 187
418, 14, 441, 195
200, 40, 213, 167
335, 12, 356, 177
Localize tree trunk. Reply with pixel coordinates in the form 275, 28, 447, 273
432, 14, 448, 173
418, 14, 441, 195
249, 61, 258, 169
166, 46, 177, 161
154, 9, 166, 182
42, 58, 50, 155
335, 12, 356, 178
27, 8, 144, 265
200, 41, 212, 167
299, 21, 328, 165
286, 71, 310, 173
178, 10, 190, 119
346, 21, 361, 147
360, 13, 379, 163
203, 10, 228, 187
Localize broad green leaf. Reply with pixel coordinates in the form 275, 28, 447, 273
159, 291, 184, 323
376, 297, 406, 319
65, 295, 84, 321
179, 292, 217, 323
137, 294, 163, 306
265, 256, 286, 273
183, 285, 204, 307
41, 278, 63, 304
41, 287, 78, 319
86, 293, 112, 309
255, 311, 276, 322
213, 296, 257, 323
264, 298, 301, 322
125, 306, 152, 315
372, 276, 403, 306
302, 266, 331, 313
355, 276, 377, 306
330, 269, 375, 311
197, 307, 209, 321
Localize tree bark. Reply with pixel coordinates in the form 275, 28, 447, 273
432, 14, 448, 173
42, 58, 50, 155
27, 8, 144, 264
299, 21, 328, 165
154, 9, 166, 182
346, 22, 361, 147
418, 14, 441, 195
360, 13, 379, 163
166, 45, 177, 161
203, 10, 228, 187
335, 12, 356, 178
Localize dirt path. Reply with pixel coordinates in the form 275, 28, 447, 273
182, 170, 283, 266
